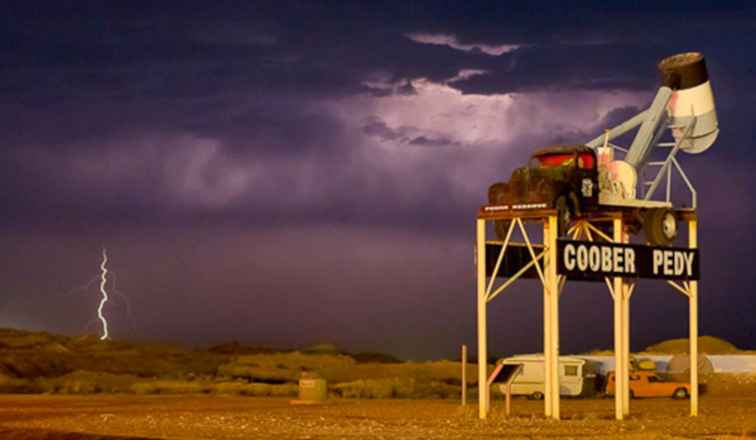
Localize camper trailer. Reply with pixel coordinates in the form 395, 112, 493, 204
495, 354, 601, 399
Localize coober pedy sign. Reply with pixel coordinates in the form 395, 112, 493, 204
557, 240, 699, 281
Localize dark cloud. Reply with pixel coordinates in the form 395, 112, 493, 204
0, 1, 755, 355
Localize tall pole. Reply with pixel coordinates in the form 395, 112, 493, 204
612, 217, 625, 420
543, 219, 553, 417
461, 344, 467, 406
547, 214, 560, 420
621, 229, 631, 416
689, 218, 699, 416
476, 219, 489, 419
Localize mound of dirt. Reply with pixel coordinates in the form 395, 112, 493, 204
644, 336, 740, 354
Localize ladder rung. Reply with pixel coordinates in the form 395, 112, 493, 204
647, 161, 666, 166
657, 142, 677, 147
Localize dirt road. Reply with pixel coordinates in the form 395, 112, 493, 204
0, 395, 754, 439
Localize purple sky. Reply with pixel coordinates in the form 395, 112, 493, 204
1, 2, 755, 359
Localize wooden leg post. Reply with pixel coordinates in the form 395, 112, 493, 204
613, 217, 624, 420
543, 219, 553, 418
689, 218, 699, 416
462, 345, 467, 406
548, 215, 560, 420
476, 219, 488, 419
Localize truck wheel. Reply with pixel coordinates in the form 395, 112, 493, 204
530, 391, 544, 400
673, 388, 689, 399
555, 195, 571, 237
644, 208, 678, 246
629, 390, 635, 399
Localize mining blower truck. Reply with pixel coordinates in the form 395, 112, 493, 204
488, 52, 718, 246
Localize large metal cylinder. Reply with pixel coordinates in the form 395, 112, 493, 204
658, 52, 718, 153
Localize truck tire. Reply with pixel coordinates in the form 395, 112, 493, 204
530, 391, 544, 400
673, 387, 689, 399
555, 195, 571, 237
644, 208, 678, 246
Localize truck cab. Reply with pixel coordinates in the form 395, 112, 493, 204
488, 145, 599, 236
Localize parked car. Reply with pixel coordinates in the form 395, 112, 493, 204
605, 370, 691, 399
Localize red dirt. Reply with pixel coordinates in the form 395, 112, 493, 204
0, 395, 755, 439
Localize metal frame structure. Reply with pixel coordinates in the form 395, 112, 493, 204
586, 102, 700, 210
475, 207, 699, 420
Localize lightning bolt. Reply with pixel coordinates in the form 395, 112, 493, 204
97, 248, 109, 340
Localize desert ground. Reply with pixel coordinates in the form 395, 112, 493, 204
1, 329, 755, 438
0, 394, 755, 439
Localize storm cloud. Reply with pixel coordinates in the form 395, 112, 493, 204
1, 1, 755, 358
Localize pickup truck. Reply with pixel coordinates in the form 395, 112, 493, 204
605, 370, 691, 399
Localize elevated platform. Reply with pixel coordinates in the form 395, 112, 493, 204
478, 205, 697, 223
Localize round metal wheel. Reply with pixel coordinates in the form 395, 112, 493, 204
673, 387, 688, 399
530, 391, 544, 400
644, 208, 678, 246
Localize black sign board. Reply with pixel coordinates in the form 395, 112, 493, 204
556, 239, 699, 281
485, 241, 699, 282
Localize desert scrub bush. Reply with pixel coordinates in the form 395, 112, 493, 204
413, 380, 459, 399
229, 352, 355, 370
0, 374, 41, 393
37, 370, 139, 394
268, 383, 297, 397
216, 365, 297, 383
212, 382, 272, 396
130, 380, 210, 395
333, 378, 416, 399
318, 361, 476, 385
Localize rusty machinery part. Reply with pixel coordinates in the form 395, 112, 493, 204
658, 52, 708, 91
643, 208, 678, 246
488, 182, 508, 205
658, 52, 718, 154
488, 182, 511, 240
555, 195, 572, 237
494, 220, 512, 241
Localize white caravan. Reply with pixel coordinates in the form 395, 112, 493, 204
495, 354, 600, 399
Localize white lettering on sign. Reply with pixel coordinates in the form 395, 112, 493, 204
601, 247, 612, 272
653, 250, 664, 275
612, 247, 624, 273
664, 250, 674, 275
589, 246, 600, 271
683, 252, 694, 275
652, 249, 696, 277
562, 243, 637, 275
625, 248, 636, 274
559, 240, 697, 280
577, 246, 588, 271
564, 244, 576, 270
